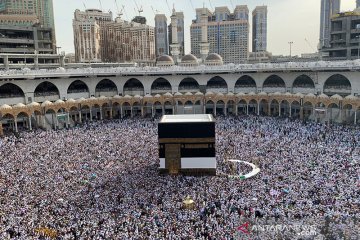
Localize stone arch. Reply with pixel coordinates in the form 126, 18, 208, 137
151, 78, 172, 94
95, 79, 118, 97
292, 75, 315, 93
263, 75, 286, 92
207, 76, 228, 93
34, 81, 60, 100
323, 74, 351, 97
0, 83, 25, 99
205, 100, 215, 114
179, 77, 200, 93
123, 78, 144, 96
238, 99, 248, 115
67, 80, 89, 98
235, 75, 257, 93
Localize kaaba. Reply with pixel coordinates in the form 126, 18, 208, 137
158, 114, 216, 175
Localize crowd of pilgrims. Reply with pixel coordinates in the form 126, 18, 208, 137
0, 116, 359, 239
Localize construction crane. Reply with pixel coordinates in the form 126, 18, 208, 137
305, 38, 316, 52
188, 0, 194, 11
133, 0, 143, 16
208, 0, 213, 11
229, 0, 234, 9
115, 0, 123, 18
151, 6, 159, 15
98, 0, 103, 11
165, 0, 171, 14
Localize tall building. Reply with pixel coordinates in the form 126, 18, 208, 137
0, 0, 54, 28
101, 17, 156, 65
357, 0, 360, 8
0, 0, 56, 51
168, 11, 185, 57
190, 6, 249, 64
320, 0, 341, 48
321, 10, 360, 59
252, 6, 267, 52
72, 9, 112, 63
154, 14, 168, 57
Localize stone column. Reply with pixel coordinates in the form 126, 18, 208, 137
89, 107, 93, 121
109, 107, 113, 119
257, 102, 260, 115
152, 105, 154, 117
28, 116, 32, 130
354, 110, 357, 125
4, 55, 9, 71
300, 106, 304, 120
224, 103, 227, 116
130, 106, 133, 118
100, 107, 103, 120
235, 102, 238, 116
0, 122, 3, 136
246, 104, 249, 115
78, 111, 82, 123
268, 103, 271, 116
278, 103, 281, 117
289, 104, 292, 117
14, 117, 18, 133
67, 112, 70, 128
214, 103, 217, 116
120, 105, 123, 118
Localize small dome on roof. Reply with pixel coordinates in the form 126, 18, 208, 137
318, 93, 329, 98
55, 99, 64, 104
180, 54, 199, 66
144, 94, 152, 98
294, 92, 304, 97
284, 92, 293, 96
66, 98, 76, 103
156, 55, 174, 67
13, 103, 26, 108
330, 94, 343, 100
99, 95, 108, 99
227, 92, 234, 96
154, 94, 161, 98
236, 92, 245, 96
76, 97, 86, 103
195, 91, 203, 96
123, 95, 132, 98
306, 93, 316, 98
205, 91, 214, 96
113, 95, 122, 99
89, 96, 96, 100
0, 104, 12, 110
345, 95, 357, 100
41, 100, 53, 107
164, 92, 173, 97
217, 92, 224, 96
134, 95, 142, 99
174, 92, 183, 96
248, 92, 256, 95
27, 102, 40, 107
185, 92, 193, 96
205, 53, 223, 66
258, 92, 267, 96
182, 54, 197, 62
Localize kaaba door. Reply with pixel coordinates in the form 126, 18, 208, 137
165, 144, 181, 174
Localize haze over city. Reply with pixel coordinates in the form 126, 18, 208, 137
54, 0, 356, 56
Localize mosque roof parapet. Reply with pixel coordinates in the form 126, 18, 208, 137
1, 60, 360, 79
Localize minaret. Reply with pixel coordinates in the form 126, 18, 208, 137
170, 7, 180, 63
199, 7, 210, 63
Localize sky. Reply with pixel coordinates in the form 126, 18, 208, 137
53, 0, 356, 56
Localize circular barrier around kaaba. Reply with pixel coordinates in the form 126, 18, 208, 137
227, 159, 260, 179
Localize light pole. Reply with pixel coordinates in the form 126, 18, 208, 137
288, 41, 294, 58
